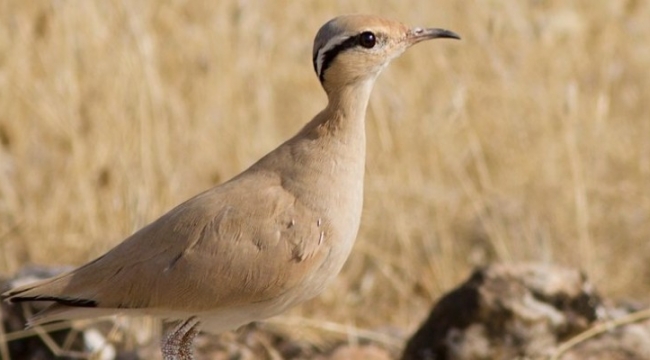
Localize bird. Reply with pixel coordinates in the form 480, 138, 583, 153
2, 14, 459, 359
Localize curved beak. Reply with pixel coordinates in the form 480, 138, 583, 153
408, 27, 461, 45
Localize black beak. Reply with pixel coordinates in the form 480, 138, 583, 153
409, 27, 461, 44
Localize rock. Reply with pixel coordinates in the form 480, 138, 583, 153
401, 263, 603, 360
559, 305, 650, 360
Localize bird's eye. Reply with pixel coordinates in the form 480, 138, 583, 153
358, 31, 376, 49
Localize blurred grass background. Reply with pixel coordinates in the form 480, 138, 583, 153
0, 0, 648, 345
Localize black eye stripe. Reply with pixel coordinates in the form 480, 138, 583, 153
314, 32, 378, 82
315, 35, 358, 81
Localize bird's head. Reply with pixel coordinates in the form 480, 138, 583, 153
312, 14, 460, 93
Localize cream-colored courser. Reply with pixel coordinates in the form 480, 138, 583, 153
2, 14, 458, 359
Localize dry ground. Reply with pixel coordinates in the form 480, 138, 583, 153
0, 0, 649, 357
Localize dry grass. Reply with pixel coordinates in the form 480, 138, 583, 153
0, 0, 649, 351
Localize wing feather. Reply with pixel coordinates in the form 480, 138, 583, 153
2, 172, 330, 323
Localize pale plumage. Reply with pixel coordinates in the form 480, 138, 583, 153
2, 14, 459, 359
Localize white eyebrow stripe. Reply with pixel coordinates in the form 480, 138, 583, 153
315, 34, 354, 78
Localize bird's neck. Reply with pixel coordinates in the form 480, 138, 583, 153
301, 78, 376, 140
324, 79, 375, 126
249, 79, 377, 178
284, 80, 375, 188
267, 78, 374, 193
286, 77, 375, 201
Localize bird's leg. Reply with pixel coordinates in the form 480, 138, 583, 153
161, 317, 200, 360
178, 319, 201, 358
